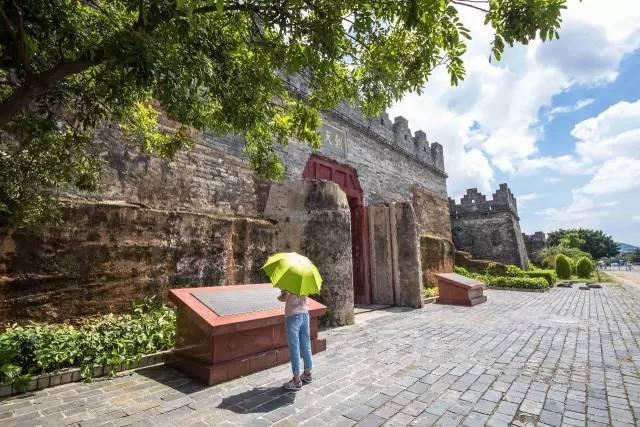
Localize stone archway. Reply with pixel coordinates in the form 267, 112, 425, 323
302, 155, 371, 305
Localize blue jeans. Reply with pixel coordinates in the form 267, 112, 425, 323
285, 313, 313, 375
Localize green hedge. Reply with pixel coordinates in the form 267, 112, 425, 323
454, 266, 483, 280
484, 276, 549, 290
576, 257, 593, 278
555, 254, 572, 279
524, 270, 557, 286
455, 266, 549, 290
0, 299, 176, 391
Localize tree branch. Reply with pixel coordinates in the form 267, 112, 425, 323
0, 58, 99, 128
0, 2, 33, 76
451, 1, 489, 13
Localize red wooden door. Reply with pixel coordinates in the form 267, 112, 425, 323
302, 155, 371, 304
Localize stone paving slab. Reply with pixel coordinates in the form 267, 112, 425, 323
3, 280, 640, 426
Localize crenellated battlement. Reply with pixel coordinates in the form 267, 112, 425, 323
361, 111, 445, 172
449, 183, 529, 269
449, 183, 520, 219
523, 231, 546, 242
283, 74, 446, 174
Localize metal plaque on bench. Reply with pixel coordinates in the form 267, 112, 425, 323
191, 287, 282, 316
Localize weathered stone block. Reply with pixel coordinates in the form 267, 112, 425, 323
454, 250, 504, 274
420, 235, 454, 288
411, 187, 452, 239
368, 206, 394, 305
64, 123, 262, 218
0, 201, 276, 324
264, 181, 354, 326
394, 203, 423, 309
367, 203, 422, 308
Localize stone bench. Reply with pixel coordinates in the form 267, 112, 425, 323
434, 273, 487, 306
169, 284, 327, 385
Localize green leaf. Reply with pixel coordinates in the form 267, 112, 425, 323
1, 363, 21, 379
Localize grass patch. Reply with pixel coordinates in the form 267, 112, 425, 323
566, 271, 615, 283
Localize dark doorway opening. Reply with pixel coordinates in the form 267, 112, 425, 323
302, 155, 371, 304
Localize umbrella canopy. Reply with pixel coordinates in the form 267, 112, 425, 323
262, 252, 322, 296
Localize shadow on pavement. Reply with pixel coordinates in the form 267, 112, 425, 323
218, 386, 295, 413
135, 365, 208, 395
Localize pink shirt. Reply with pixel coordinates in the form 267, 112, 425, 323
283, 292, 308, 316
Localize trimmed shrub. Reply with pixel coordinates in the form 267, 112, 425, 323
454, 266, 471, 276
485, 262, 502, 276
569, 258, 577, 277
453, 267, 555, 289
524, 270, 557, 286
504, 264, 526, 277
484, 276, 549, 290
539, 245, 592, 269
454, 266, 483, 280
555, 254, 572, 279
576, 257, 593, 278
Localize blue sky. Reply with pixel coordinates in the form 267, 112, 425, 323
390, 0, 640, 246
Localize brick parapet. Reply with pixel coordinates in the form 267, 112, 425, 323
449, 183, 519, 220
284, 76, 446, 177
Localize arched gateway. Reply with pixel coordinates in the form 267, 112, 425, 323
302, 155, 371, 304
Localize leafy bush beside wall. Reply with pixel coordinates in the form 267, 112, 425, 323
524, 270, 557, 286
484, 276, 549, 290
576, 257, 594, 278
555, 254, 572, 279
455, 266, 549, 290
0, 298, 176, 390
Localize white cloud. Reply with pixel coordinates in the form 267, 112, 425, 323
547, 98, 594, 120
580, 157, 640, 195
387, 0, 640, 242
537, 100, 640, 232
517, 193, 541, 207
389, 0, 640, 194
634, 215, 640, 222
536, 195, 612, 229
535, 22, 621, 84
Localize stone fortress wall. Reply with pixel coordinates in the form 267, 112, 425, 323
0, 94, 453, 324
522, 231, 547, 263
449, 184, 530, 269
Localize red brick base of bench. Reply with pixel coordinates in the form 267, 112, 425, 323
169, 284, 327, 385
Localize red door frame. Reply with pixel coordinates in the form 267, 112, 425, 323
302, 155, 371, 305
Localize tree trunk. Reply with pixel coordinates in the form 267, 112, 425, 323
0, 59, 97, 128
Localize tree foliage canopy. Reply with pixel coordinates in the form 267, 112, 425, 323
547, 228, 620, 259
0, 0, 568, 226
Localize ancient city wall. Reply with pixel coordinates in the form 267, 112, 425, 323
523, 231, 547, 263
0, 99, 453, 322
0, 201, 276, 323
450, 184, 529, 269
63, 122, 266, 218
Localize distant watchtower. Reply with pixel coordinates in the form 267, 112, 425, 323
449, 184, 529, 269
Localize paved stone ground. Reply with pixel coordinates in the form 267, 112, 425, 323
3, 279, 640, 427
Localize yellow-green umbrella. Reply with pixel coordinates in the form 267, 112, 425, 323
262, 252, 322, 296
